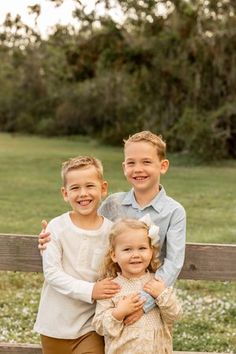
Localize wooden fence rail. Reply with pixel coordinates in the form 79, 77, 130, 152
0, 234, 235, 280
0, 233, 235, 354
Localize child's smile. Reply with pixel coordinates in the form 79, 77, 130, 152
77, 199, 93, 207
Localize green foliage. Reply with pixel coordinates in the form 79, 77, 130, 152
168, 103, 236, 160
0, 0, 236, 160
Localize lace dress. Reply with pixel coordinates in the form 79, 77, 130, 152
92, 272, 182, 354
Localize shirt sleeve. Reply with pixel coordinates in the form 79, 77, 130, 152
140, 290, 156, 313
99, 196, 119, 221
155, 287, 182, 325
42, 225, 94, 304
98, 198, 110, 219
99, 194, 126, 221
155, 205, 186, 286
92, 298, 124, 337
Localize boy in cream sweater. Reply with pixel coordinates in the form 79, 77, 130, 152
34, 156, 120, 354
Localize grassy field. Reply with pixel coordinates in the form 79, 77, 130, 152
0, 133, 235, 352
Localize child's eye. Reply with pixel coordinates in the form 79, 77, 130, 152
144, 160, 151, 164
87, 184, 94, 188
123, 248, 131, 252
71, 187, 79, 190
140, 247, 148, 250
126, 161, 134, 166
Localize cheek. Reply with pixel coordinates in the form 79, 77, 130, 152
146, 250, 153, 261
117, 253, 126, 260
117, 254, 130, 264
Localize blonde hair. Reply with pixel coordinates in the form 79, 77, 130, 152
100, 219, 161, 278
124, 130, 166, 160
61, 156, 104, 186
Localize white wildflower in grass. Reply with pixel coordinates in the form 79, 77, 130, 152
174, 280, 236, 353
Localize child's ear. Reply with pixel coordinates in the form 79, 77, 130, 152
61, 187, 69, 202
101, 180, 108, 198
160, 159, 169, 175
110, 249, 117, 263
122, 161, 127, 176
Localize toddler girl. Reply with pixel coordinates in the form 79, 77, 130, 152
92, 217, 182, 354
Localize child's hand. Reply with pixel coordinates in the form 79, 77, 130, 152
112, 293, 145, 321
124, 308, 144, 325
143, 278, 165, 298
38, 220, 50, 252
92, 278, 120, 300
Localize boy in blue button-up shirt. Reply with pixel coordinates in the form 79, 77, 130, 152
99, 131, 186, 321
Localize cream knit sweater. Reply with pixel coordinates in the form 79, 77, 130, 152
34, 212, 112, 339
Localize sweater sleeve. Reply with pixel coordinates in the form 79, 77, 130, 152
42, 226, 94, 304
155, 287, 182, 325
92, 298, 124, 338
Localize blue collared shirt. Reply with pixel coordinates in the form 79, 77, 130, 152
99, 185, 186, 288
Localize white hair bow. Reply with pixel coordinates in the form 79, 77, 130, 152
139, 214, 160, 246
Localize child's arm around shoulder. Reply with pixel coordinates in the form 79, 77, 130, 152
156, 203, 186, 286
144, 277, 182, 325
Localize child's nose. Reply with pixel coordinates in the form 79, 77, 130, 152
79, 187, 88, 196
131, 250, 140, 257
133, 163, 142, 172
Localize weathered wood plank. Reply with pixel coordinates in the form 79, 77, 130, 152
0, 343, 225, 354
0, 234, 235, 280
179, 243, 236, 281
0, 343, 41, 353
0, 234, 42, 272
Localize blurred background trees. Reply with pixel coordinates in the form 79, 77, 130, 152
0, 0, 235, 160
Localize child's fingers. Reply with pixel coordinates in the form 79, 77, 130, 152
124, 308, 144, 325
38, 220, 51, 253
102, 279, 120, 289
41, 219, 48, 232
130, 293, 144, 301
143, 285, 150, 292
135, 298, 146, 307
103, 288, 120, 296
99, 288, 120, 299
38, 239, 50, 252
126, 294, 146, 308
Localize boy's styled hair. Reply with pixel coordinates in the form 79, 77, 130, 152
100, 218, 161, 278
61, 156, 104, 186
124, 130, 166, 160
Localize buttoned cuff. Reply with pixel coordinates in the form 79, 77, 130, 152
140, 290, 156, 313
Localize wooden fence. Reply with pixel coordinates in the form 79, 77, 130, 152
0, 233, 235, 354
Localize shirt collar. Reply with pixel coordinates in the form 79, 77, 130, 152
122, 185, 166, 212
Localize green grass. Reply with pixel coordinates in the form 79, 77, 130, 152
0, 133, 125, 234
1, 132, 236, 243
0, 133, 235, 352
